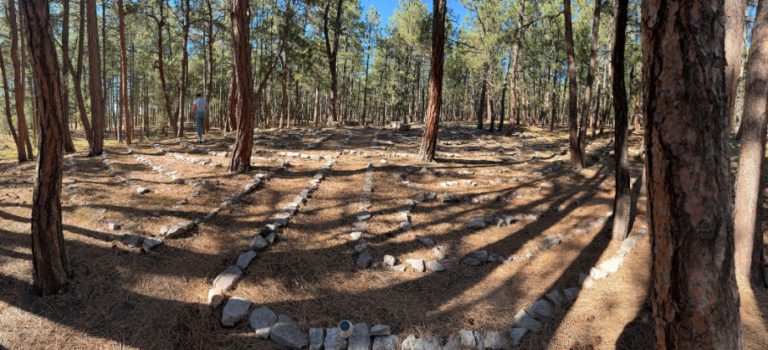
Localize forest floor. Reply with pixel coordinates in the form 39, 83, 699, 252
1, 124, 767, 350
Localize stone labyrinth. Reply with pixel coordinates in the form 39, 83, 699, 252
54, 124, 647, 349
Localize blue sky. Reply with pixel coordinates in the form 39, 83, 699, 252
362, 0, 470, 28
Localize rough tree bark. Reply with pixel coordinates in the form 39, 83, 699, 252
228, 0, 254, 172
611, 0, 630, 242
564, 0, 581, 169
725, 0, 746, 133
86, 0, 105, 156
323, 0, 344, 124
117, 0, 132, 145
733, 0, 768, 284
61, 0, 75, 153
641, 0, 743, 346
150, 1, 178, 136
417, 0, 447, 162
505, 0, 525, 136
577, 0, 601, 167
0, 49, 20, 149
20, 0, 72, 295
73, 0, 92, 146
9, 0, 32, 161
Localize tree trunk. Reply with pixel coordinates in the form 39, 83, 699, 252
117, 0, 132, 145
86, 0, 105, 156
154, 1, 177, 136
612, 0, 630, 242
642, 0, 743, 346
633, 86, 641, 131
204, 0, 214, 133
477, 78, 486, 129
313, 81, 320, 126
505, 0, 525, 136
176, 0, 190, 137
418, 0, 446, 162
564, 0, 581, 169
578, 0, 601, 165
323, 0, 344, 124
733, 0, 768, 284
485, 64, 495, 133
73, 0, 92, 145
229, 0, 254, 172
725, 0, 747, 134
60, 0, 75, 153
20, 0, 72, 295
1, 48, 20, 149
9, 0, 32, 162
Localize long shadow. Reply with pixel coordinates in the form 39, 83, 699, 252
614, 302, 654, 349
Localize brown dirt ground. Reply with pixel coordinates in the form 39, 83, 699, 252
1, 124, 767, 350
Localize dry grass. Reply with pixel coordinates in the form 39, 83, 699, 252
1, 125, 767, 349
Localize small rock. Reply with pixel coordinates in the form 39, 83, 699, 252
564, 287, 580, 301
137, 187, 150, 194
383, 255, 397, 267
509, 328, 527, 347
598, 256, 624, 273
410, 336, 443, 350
213, 266, 242, 292
417, 237, 435, 247
546, 290, 565, 308
350, 230, 363, 240
370, 324, 391, 336
221, 297, 251, 327
251, 235, 269, 250
309, 328, 324, 350
579, 273, 595, 288
468, 218, 486, 229
484, 332, 511, 350
426, 260, 445, 272
472, 250, 489, 262
590, 267, 608, 280
473, 331, 485, 350
513, 310, 541, 332
249, 306, 277, 339
463, 257, 481, 266
270, 315, 309, 349
373, 335, 399, 350
527, 300, 552, 319
325, 328, 348, 350
357, 250, 373, 268
123, 234, 140, 248
406, 259, 425, 272
433, 247, 446, 260
459, 330, 475, 348
207, 288, 225, 310
142, 237, 162, 251
348, 323, 371, 350
237, 250, 257, 270
400, 222, 414, 231
108, 222, 121, 231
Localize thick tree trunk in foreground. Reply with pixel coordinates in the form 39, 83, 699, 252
733, 0, 768, 284
578, 0, 601, 166
117, 0, 132, 145
20, 0, 72, 295
0, 49, 20, 149
564, 0, 581, 169
9, 0, 32, 162
323, 0, 344, 124
611, 0, 630, 242
229, 0, 253, 172
725, 0, 746, 133
61, 0, 75, 153
86, 0, 105, 156
418, 0, 447, 162
642, 0, 742, 346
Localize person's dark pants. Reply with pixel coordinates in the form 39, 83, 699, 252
195, 111, 207, 140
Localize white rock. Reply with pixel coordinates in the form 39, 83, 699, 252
383, 255, 397, 267
370, 324, 391, 336
426, 260, 445, 272
459, 330, 476, 348
249, 306, 277, 339
309, 328, 324, 350
373, 335, 399, 350
251, 235, 269, 250
348, 323, 371, 350
213, 266, 243, 292
527, 300, 552, 319
406, 259, 425, 272
325, 328, 348, 350
483, 332, 511, 350
468, 218, 486, 229
513, 310, 541, 332
270, 315, 309, 349
142, 237, 163, 251
473, 331, 486, 350
221, 297, 251, 327
598, 256, 624, 273
136, 187, 150, 194
589, 267, 608, 280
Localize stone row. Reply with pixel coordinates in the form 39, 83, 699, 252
275, 151, 334, 161
353, 163, 377, 268
203, 158, 338, 309
336, 130, 354, 151
167, 152, 223, 168
129, 149, 209, 206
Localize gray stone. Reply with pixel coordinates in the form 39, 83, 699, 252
357, 250, 373, 268
389, 264, 407, 272
545, 290, 565, 308
406, 259, 425, 272
213, 266, 242, 292
579, 273, 594, 288
410, 336, 443, 350
348, 323, 371, 350
440, 193, 452, 203
527, 300, 552, 319
137, 187, 150, 194
417, 237, 435, 247
383, 255, 397, 267
123, 234, 140, 248
165, 221, 195, 239
108, 222, 121, 230
373, 335, 399, 350
464, 257, 481, 266
443, 335, 461, 350
544, 235, 561, 246
433, 247, 446, 260
473, 331, 486, 350
363, 184, 373, 192
426, 260, 445, 272
563, 287, 580, 301
142, 237, 162, 251
309, 328, 324, 350
249, 306, 277, 339
459, 330, 476, 348
468, 218, 486, 229
472, 250, 489, 262
271, 315, 309, 349
401, 222, 414, 231
221, 297, 251, 327
599, 256, 624, 273
357, 210, 372, 220
325, 328, 348, 350
265, 232, 276, 244
353, 221, 370, 229
350, 230, 363, 240
620, 235, 639, 253
237, 250, 257, 270
483, 332, 511, 350
370, 324, 391, 336
513, 310, 541, 332
508, 328, 527, 347
251, 235, 269, 250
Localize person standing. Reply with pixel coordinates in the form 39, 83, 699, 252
192, 93, 209, 143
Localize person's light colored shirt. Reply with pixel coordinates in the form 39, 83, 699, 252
193, 97, 208, 113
